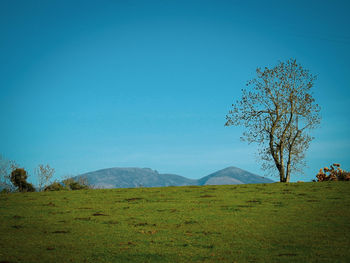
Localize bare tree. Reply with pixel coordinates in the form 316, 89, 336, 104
225, 59, 321, 182
35, 164, 55, 191
0, 154, 18, 191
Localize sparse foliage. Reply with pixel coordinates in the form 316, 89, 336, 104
226, 59, 321, 182
35, 164, 55, 191
0, 155, 18, 192
10, 168, 35, 192
316, 163, 350, 182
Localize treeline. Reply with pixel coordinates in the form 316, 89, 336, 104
0, 155, 89, 193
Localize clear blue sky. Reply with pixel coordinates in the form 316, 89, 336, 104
1, 0, 349, 184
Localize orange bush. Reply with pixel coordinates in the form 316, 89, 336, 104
316, 163, 350, 182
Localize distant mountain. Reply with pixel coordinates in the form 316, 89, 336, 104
76, 167, 197, 189
75, 166, 274, 189
197, 166, 274, 185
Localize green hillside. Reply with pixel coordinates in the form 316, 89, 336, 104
0, 182, 349, 262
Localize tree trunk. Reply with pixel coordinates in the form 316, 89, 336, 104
279, 164, 286, 182
279, 146, 286, 182
285, 162, 291, 182
285, 173, 290, 182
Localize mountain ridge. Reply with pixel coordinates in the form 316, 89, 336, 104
75, 166, 274, 189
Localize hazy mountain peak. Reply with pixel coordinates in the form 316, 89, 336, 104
77, 167, 196, 189
76, 166, 274, 189
197, 166, 274, 185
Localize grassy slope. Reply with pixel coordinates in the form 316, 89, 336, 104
0, 182, 349, 263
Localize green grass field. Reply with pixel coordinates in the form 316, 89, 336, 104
1, 182, 349, 262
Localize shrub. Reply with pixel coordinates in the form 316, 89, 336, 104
316, 163, 350, 182
62, 177, 89, 190
23, 182, 36, 192
10, 168, 36, 192
1, 188, 10, 194
44, 182, 65, 191
69, 181, 89, 190
44, 177, 89, 191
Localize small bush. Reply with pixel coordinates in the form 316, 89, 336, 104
69, 181, 89, 190
62, 177, 90, 190
44, 182, 65, 191
316, 163, 350, 182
